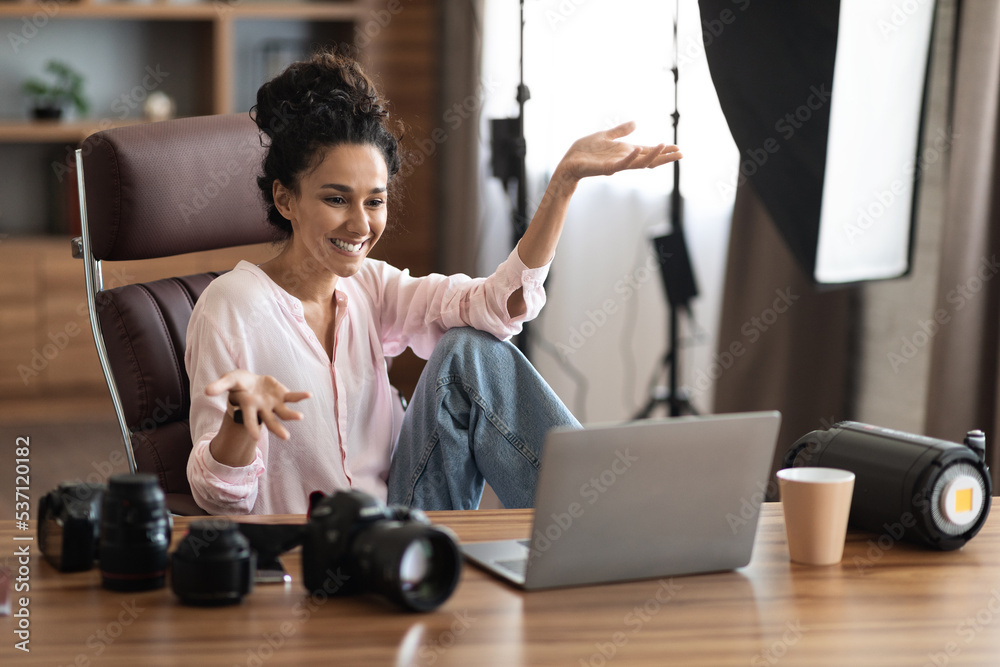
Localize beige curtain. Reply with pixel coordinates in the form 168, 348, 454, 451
713, 183, 857, 497
925, 0, 1000, 481
716, 0, 1000, 492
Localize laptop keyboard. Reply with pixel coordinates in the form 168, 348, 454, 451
493, 557, 528, 579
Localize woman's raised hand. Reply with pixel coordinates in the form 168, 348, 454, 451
206, 369, 311, 441
510, 121, 683, 271
555, 121, 681, 183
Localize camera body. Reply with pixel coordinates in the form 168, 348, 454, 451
301, 490, 462, 611
38, 475, 172, 589
38, 482, 106, 572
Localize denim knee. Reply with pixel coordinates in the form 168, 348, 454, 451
428, 327, 515, 372
434, 327, 503, 355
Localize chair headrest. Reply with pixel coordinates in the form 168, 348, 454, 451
81, 114, 277, 261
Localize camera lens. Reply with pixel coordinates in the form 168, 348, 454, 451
99, 474, 172, 592
352, 523, 461, 612
399, 539, 431, 591
171, 520, 255, 606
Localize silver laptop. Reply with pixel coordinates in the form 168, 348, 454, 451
461, 411, 781, 590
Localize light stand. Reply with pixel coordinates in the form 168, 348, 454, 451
489, 0, 532, 359
635, 0, 699, 419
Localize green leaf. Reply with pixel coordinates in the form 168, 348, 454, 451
22, 80, 48, 96
22, 59, 89, 116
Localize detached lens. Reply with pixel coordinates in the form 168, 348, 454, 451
171, 520, 255, 606
353, 523, 461, 612
99, 474, 172, 591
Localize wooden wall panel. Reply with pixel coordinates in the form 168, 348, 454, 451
0, 238, 277, 403
362, 0, 442, 397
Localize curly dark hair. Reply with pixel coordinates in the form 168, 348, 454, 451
251, 50, 403, 237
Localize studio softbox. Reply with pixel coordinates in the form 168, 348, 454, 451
699, 0, 937, 285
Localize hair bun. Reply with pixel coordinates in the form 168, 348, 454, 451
252, 48, 403, 237
253, 50, 390, 141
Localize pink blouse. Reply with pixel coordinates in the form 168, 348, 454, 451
185, 245, 549, 515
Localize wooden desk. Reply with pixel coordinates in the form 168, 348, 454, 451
3, 504, 1000, 666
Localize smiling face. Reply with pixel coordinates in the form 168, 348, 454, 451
273, 143, 389, 282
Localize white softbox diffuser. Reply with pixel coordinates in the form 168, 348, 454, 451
700, 0, 937, 285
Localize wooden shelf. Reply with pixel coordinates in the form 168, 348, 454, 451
0, 119, 148, 143
0, 2, 365, 140
0, 1, 366, 21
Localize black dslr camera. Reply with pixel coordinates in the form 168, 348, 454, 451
298, 490, 462, 612
38, 482, 105, 572
38, 474, 172, 591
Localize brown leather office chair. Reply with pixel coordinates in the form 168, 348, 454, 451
74, 114, 275, 515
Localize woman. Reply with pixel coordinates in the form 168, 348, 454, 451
185, 51, 681, 515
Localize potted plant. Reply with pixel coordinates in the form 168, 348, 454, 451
22, 60, 90, 121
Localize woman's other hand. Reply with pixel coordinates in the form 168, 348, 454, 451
206, 369, 311, 442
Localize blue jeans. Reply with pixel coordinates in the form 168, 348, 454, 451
386, 328, 581, 510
